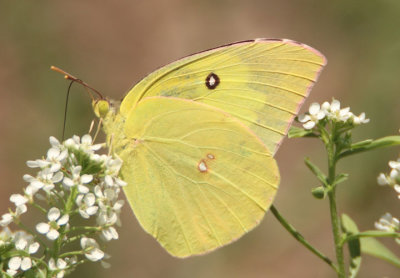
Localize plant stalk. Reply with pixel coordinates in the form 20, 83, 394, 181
270, 205, 338, 272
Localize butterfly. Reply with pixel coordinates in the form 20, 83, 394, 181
93, 38, 326, 258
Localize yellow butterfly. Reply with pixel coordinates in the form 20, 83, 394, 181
93, 38, 326, 258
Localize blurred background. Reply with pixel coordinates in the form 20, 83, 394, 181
1, 0, 399, 277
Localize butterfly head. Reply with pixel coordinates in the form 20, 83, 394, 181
92, 99, 111, 119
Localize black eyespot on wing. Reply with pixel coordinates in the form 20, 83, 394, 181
205, 73, 220, 90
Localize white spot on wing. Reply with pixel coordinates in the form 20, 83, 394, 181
207, 154, 215, 159
198, 160, 208, 172
208, 76, 216, 86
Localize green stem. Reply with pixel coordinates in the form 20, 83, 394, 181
342, 231, 400, 244
327, 135, 346, 278
270, 205, 338, 272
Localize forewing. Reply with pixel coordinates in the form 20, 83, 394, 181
119, 97, 279, 257
120, 39, 326, 154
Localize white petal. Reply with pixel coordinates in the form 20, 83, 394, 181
303, 121, 316, 130
91, 144, 103, 151
316, 111, 326, 120
15, 238, 27, 250
72, 166, 82, 177
81, 175, 93, 184
8, 256, 22, 270
52, 172, 64, 183
102, 229, 113, 241
113, 200, 124, 211
58, 150, 68, 161
36, 223, 50, 234
26, 160, 40, 168
394, 184, 400, 193
75, 194, 84, 206
0, 213, 13, 226
78, 185, 89, 194
47, 229, 60, 240
309, 103, 321, 115
94, 186, 103, 198
48, 207, 61, 221
31, 180, 45, 189
330, 99, 340, 111
16, 204, 27, 215
50, 163, 62, 173
86, 248, 104, 261
105, 175, 113, 186
25, 185, 39, 196
63, 177, 75, 187
48, 258, 56, 270
47, 148, 60, 160
109, 227, 118, 239
7, 269, 18, 276
49, 136, 60, 147
79, 209, 90, 219
23, 174, 35, 182
377, 173, 389, 185
57, 214, 69, 226
84, 193, 96, 206
298, 114, 310, 123
86, 206, 98, 216
115, 178, 127, 187
321, 101, 330, 111
10, 194, 28, 206
389, 161, 400, 170
29, 242, 40, 254
21, 257, 32, 271
82, 134, 93, 145
390, 169, 399, 179
37, 160, 51, 168
57, 258, 67, 269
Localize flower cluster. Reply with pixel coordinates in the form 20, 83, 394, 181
0, 134, 126, 277
375, 156, 400, 244
377, 158, 400, 198
298, 99, 370, 130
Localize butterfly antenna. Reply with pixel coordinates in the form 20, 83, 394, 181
50, 66, 105, 100
61, 80, 75, 141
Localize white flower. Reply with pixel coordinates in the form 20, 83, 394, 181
389, 159, 400, 171
80, 237, 104, 261
36, 207, 69, 240
324, 99, 353, 122
298, 102, 326, 129
76, 193, 98, 219
64, 134, 102, 154
0, 213, 13, 227
375, 213, 400, 232
24, 168, 64, 196
49, 258, 68, 278
7, 255, 33, 275
0, 227, 13, 245
377, 173, 390, 186
101, 226, 119, 241
10, 194, 28, 207
46, 147, 68, 173
63, 166, 93, 193
353, 112, 370, 125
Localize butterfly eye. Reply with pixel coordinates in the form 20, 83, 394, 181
205, 73, 220, 90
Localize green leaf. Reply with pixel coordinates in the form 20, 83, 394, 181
361, 237, 400, 267
304, 158, 328, 186
342, 214, 359, 234
339, 136, 400, 158
341, 214, 362, 277
288, 126, 316, 138
334, 173, 348, 186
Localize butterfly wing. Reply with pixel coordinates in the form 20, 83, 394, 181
119, 97, 279, 257
120, 39, 326, 154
